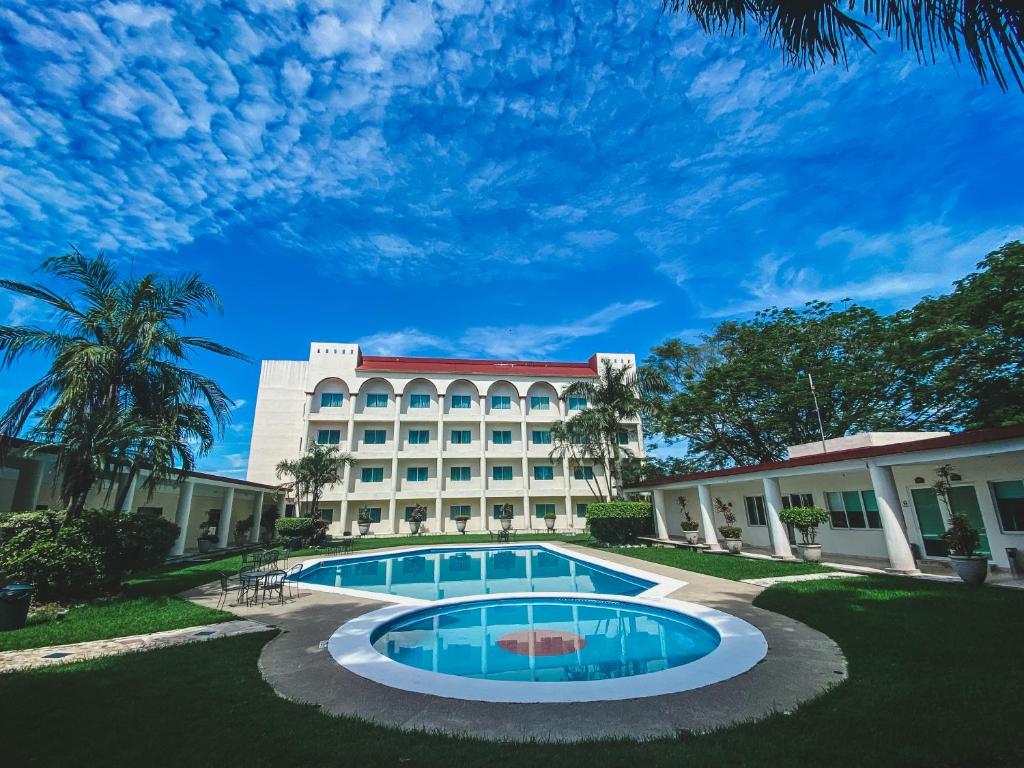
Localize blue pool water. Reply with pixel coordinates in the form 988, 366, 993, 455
295, 546, 654, 600
371, 597, 720, 682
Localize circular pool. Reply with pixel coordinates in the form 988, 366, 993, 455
328, 593, 767, 702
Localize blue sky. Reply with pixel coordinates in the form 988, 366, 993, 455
1, 1, 1023, 476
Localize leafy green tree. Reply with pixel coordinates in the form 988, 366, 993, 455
0, 250, 247, 517
899, 241, 1024, 429
643, 302, 930, 468
664, 0, 1024, 90
275, 443, 353, 539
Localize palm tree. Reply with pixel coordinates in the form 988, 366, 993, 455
555, 360, 661, 500
549, 420, 612, 502
0, 250, 248, 517
275, 443, 353, 523
664, 0, 1024, 90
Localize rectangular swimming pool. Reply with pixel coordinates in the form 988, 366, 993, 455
294, 545, 656, 601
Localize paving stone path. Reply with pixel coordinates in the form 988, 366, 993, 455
0, 619, 270, 673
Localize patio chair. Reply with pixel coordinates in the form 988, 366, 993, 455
216, 572, 245, 608
262, 550, 280, 570
285, 563, 304, 600
261, 569, 287, 606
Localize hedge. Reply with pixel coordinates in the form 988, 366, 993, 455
585, 501, 654, 544
275, 517, 314, 538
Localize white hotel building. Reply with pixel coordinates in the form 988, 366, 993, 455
246, 343, 644, 535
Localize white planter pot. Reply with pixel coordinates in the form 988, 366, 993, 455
724, 538, 743, 554
501, 518, 512, 532
456, 519, 467, 533
798, 543, 822, 562
682, 530, 699, 545
357, 522, 371, 536
409, 521, 421, 535
545, 517, 555, 531
949, 555, 988, 585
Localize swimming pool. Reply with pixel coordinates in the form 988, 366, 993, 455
294, 544, 674, 603
329, 593, 768, 702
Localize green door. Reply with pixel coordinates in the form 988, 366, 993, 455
911, 489, 948, 557
910, 487, 990, 559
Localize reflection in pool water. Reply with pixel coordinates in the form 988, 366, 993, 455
371, 597, 721, 682
294, 546, 654, 601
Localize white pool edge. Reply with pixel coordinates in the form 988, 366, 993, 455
291, 541, 686, 605
327, 592, 768, 703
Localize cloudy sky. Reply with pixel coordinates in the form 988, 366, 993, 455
1, 1, 1022, 475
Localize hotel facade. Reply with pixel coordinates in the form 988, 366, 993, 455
246, 343, 644, 535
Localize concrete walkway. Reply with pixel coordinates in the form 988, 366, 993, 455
0, 619, 270, 673
185, 546, 847, 742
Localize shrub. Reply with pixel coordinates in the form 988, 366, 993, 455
778, 506, 830, 545
275, 517, 314, 539
679, 495, 699, 532
715, 497, 742, 540
586, 501, 653, 544
943, 512, 981, 557
0, 508, 178, 602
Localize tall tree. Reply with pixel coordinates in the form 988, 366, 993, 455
0, 250, 248, 516
664, 0, 1024, 90
275, 443, 353, 540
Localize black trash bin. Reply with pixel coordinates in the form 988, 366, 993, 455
0, 584, 34, 631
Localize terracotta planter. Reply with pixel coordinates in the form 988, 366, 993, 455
949, 555, 988, 585
797, 543, 822, 562
456, 518, 468, 533
544, 517, 555, 531
724, 538, 742, 554
357, 522, 371, 536
409, 521, 421, 535
501, 518, 512, 532
682, 529, 699, 545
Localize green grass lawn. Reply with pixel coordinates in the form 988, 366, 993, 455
599, 545, 832, 580
2, 575, 1021, 767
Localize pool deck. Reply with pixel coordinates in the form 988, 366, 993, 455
184, 545, 847, 742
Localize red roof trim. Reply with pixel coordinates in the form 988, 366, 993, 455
631, 423, 1024, 488
357, 354, 599, 378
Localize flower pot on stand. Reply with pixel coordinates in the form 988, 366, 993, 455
544, 516, 556, 532
455, 518, 468, 534
501, 518, 512, 532
682, 528, 699, 545
358, 521, 371, 536
724, 538, 742, 554
949, 554, 988, 585
409, 520, 421, 535
797, 543, 822, 562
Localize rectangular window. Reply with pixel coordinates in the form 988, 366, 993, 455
450, 466, 471, 482
366, 393, 388, 408
363, 429, 386, 445
531, 430, 552, 445
492, 430, 512, 445
361, 507, 382, 523
449, 504, 472, 520
320, 392, 344, 408
530, 395, 549, 410
409, 394, 431, 409
574, 466, 595, 480
568, 396, 587, 411
317, 429, 341, 445
744, 496, 768, 526
616, 429, 631, 445
492, 465, 513, 481
405, 466, 428, 482
491, 395, 511, 410
408, 429, 430, 445
320, 508, 335, 523
360, 467, 384, 483
533, 465, 554, 481
493, 503, 514, 519
993, 480, 1024, 532
451, 430, 472, 445
451, 395, 472, 409
782, 493, 815, 509
825, 491, 883, 530
576, 502, 588, 518
535, 503, 556, 518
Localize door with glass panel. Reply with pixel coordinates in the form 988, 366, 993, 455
910, 486, 990, 559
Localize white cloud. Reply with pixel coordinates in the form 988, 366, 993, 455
358, 328, 449, 356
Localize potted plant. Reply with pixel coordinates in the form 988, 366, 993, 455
778, 506, 829, 561
197, 510, 220, 553
234, 515, 253, 546
499, 503, 514, 531
544, 509, 557, 532
408, 503, 426, 535
357, 507, 373, 537
679, 495, 699, 544
935, 464, 987, 585
455, 514, 469, 534
716, 498, 743, 554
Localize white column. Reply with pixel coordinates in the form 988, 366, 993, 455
12, 458, 45, 512
868, 462, 922, 574
276, 493, 287, 521
697, 484, 723, 550
436, 393, 445, 533
341, 396, 357, 532
250, 491, 265, 544
652, 489, 670, 540
762, 477, 795, 559
479, 393, 489, 532
171, 480, 195, 556
390, 393, 402, 534
519, 395, 532, 530
216, 486, 235, 549
118, 472, 137, 514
